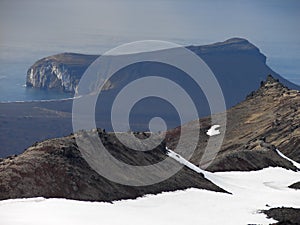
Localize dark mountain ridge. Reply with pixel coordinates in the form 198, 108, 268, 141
166, 75, 300, 171
0, 130, 224, 201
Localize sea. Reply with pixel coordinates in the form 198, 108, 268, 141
1, 0, 299, 102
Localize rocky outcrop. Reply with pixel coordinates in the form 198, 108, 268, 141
0, 129, 224, 201
166, 75, 300, 171
26, 53, 98, 92
262, 207, 300, 225
289, 182, 300, 190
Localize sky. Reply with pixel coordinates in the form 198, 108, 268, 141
0, 0, 300, 85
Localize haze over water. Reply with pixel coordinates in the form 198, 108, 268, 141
0, 0, 299, 102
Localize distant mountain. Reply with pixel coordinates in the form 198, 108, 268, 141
27, 38, 300, 110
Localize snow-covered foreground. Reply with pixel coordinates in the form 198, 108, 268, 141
0, 167, 299, 225
0, 150, 299, 225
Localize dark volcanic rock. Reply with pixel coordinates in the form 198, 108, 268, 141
289, 182, 300, 190
262, 207, 300, 225
166, 75, 300, 171
0, 130, 224, 201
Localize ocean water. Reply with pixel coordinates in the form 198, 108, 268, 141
0, 59, 74, 102
0, 0, 299, 102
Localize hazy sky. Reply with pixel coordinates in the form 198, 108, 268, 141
0, 0, 300, 81
1, 0, 299, 45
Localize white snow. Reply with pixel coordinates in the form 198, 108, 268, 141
206, 125, 221, 136
166, 148, 205, 174
276, 149, 300, 169
1, 150, 300, 225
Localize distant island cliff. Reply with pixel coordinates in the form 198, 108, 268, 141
26, 53, 98, 92
26, 38, 299, 98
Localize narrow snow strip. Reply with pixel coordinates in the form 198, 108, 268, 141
166, 148, 206, 175
166, 148, 239, 194
206, 125, 220, 136
276, 149, 300, 169
166, 147, 239, 191
165, 148, 228, 192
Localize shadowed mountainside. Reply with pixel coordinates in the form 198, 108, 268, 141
27, 38, 300, 102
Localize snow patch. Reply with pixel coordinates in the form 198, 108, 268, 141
206, 125, 221, 136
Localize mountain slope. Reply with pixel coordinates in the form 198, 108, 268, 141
0, 130, 224, 201
166, 75, 300, 171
